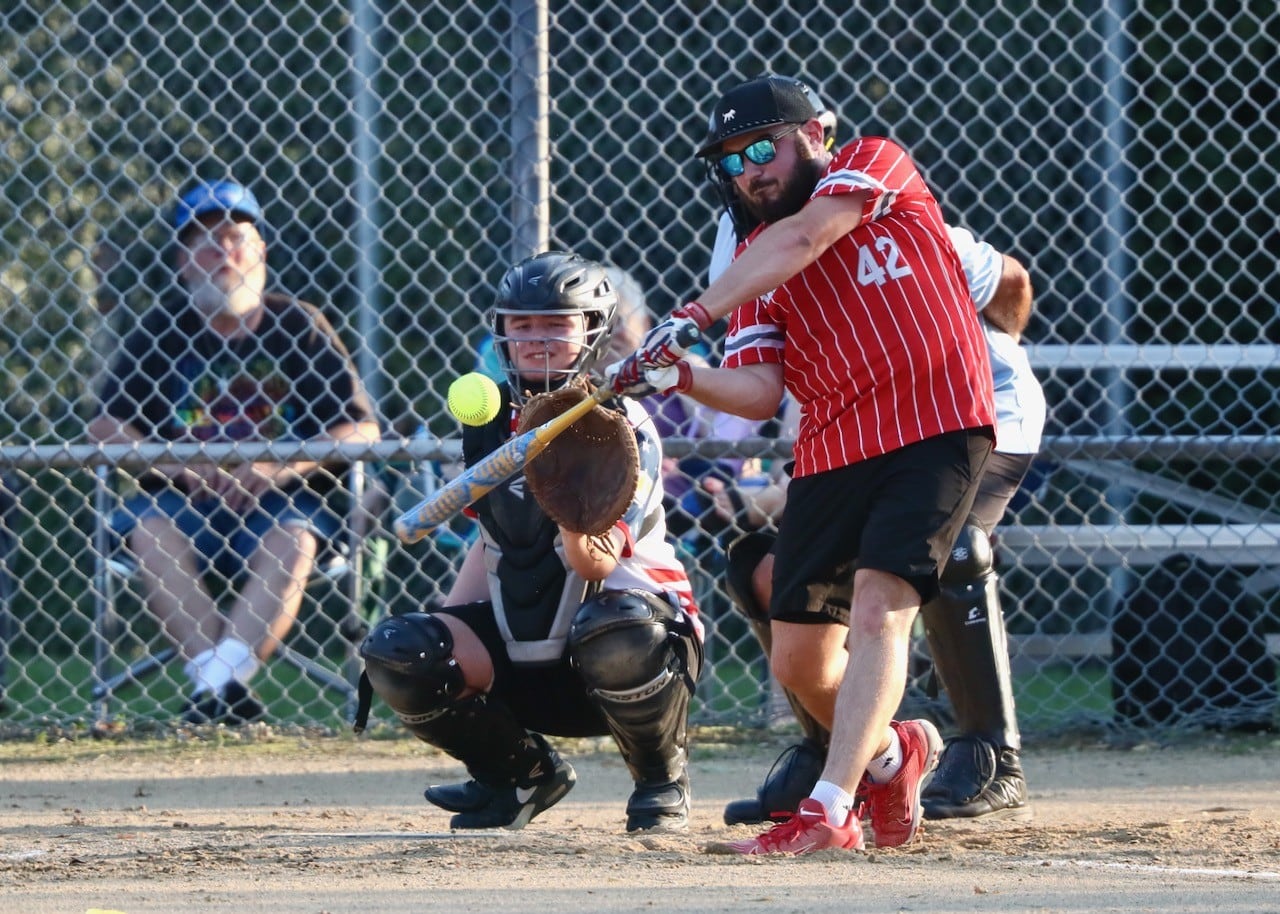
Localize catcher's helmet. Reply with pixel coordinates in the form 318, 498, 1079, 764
703, 75, 839, 241
490, 251, 619, 404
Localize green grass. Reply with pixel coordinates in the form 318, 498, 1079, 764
5, 644, 1242, 741
692, 651, 769, 726
1017, 662, 1112, 717
3, 647, 357, 731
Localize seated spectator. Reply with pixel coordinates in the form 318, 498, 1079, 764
88, 180, 380, 725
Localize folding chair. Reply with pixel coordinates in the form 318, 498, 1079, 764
0, 475, 16, 710
89, 462, 381, 721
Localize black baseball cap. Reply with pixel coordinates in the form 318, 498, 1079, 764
696, 75, 821, 158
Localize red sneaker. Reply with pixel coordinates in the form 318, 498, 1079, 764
728, 798, 865, 855
863, 719, 943, 848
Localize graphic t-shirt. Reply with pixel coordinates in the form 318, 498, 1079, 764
98, 293, 374, 492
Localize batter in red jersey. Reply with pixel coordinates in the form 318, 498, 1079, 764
609, 75, 996, 855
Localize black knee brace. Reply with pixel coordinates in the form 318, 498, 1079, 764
724, 532, 830, 750
922, 525, 1021, 749
725, 532, 776, 625
568, 590, 700, 786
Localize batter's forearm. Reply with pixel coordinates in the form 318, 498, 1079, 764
696, 222, 824, 323
695, 193, 870, 323
682, 363, 785, 422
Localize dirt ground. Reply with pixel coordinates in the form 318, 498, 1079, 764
2, 730, 1279, 914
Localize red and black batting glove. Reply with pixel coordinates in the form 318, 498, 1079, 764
636, 302, 713, 370
606, 352, 651, 396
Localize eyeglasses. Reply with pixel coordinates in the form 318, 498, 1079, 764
716, 124, 803, 178
183, 225, 257, 252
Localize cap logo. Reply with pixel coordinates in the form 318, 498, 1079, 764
722, 108, 736, 125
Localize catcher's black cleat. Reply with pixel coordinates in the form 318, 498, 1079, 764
723, 737, 826, 826
626, 772, 690, 832
921, 735, 1032, 821
426, 755, 577, 830
182, 681, 265, 726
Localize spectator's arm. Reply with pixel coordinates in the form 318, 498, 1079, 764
278, 418, 381, 482
88, 414, 197, 490
705, 475, 789, 529
980, 255, 1034, 340
87, 414, 141, 446
216, 418, 382, 508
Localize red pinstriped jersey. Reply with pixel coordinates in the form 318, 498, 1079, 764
722, 137, 996, 477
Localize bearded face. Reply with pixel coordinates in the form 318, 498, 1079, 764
177, 218, 268, 320
738, 134, 826, 226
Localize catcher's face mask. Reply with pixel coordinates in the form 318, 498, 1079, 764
490, 250, 620, 405
496, 311, 604, 399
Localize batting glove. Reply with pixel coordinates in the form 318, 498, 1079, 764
606, 352, 647, 395
645, 361, 693, 395
606, 358, 692, 398
636, 302, 712, 370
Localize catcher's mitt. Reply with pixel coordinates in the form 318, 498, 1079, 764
516, 384, 640, 535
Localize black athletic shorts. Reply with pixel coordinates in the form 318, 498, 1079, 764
770, 428, 993, 625
434, 601, 610, 738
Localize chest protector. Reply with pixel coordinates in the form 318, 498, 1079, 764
462, 384, 592, 665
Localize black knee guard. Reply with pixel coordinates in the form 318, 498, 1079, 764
725, 532, 776, 625
568, 590, 701, 786
922, 525, 1021, 749
725, 532, 830, 750
357, 613, 554, 787
358, 612, 465, 725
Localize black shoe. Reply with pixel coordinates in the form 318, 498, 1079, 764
426, 755, 577, 830
723, 737, 826, 826
423, 779, 497, 814
626, 772, 690, 832
921, 735, 1032, 821
182, 681, 266, 726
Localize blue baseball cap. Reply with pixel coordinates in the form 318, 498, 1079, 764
173, 180, 263, 235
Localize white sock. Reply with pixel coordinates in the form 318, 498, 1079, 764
184, 648, 217, 696
186, 638, 259, 696
809, 780, 856, 825
864, 727, 904, 785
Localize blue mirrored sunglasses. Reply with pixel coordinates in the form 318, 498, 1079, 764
716, 124, 803, 178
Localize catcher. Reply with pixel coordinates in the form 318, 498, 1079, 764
357, 251, 703, 832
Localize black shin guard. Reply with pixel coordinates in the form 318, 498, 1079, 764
723, 736, 827, 825
569, 591, 700, 789
406, 694, 560, 788
921, 526, 1020, 749
725, 533, 830, 750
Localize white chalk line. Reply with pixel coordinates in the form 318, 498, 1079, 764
1, 849, 48, 861
1032, 858, 1280, 882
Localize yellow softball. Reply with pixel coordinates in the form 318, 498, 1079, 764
447, 372, 502, 426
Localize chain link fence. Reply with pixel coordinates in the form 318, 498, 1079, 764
2, 0, 1277, 735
